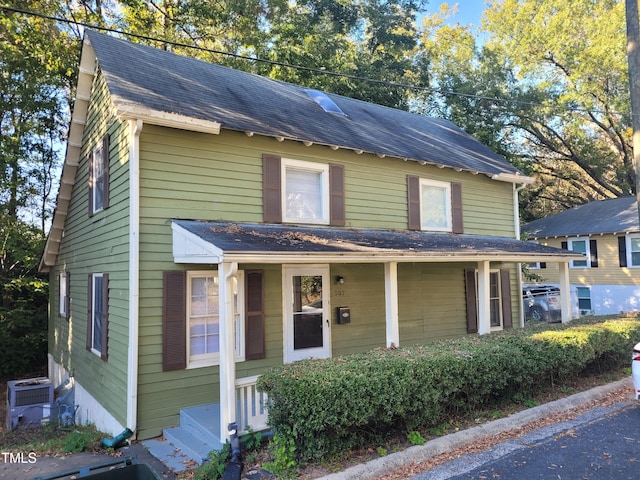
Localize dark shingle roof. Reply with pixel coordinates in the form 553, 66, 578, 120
522, 197, 640, 238
86, 31, 524, 178
173, 220, 579, 260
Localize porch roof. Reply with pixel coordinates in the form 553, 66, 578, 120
171, 220, 583, 264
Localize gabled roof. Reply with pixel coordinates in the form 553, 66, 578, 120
86, 30, 531, 181
172, 220, 582, 264
522, 197, 640, 238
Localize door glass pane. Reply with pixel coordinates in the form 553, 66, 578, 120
293, 275, 323, 350
489, 272, 501, 327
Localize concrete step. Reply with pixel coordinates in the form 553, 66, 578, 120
142, 403, 224, 473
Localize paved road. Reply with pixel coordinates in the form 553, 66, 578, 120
413, 401, 640, 479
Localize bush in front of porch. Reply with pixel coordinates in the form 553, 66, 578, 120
257, 317, 640, 462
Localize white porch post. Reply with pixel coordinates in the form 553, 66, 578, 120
384, 262, 400, 348
558, 262, 572, 323
477, 260, 491, 335
218, 261, 238, 442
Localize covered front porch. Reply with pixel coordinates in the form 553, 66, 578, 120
171, 220, 583, 446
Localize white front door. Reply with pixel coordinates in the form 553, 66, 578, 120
283, 265, 331, 363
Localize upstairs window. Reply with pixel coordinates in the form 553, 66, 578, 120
420, 179, 451, 231
283, 159, 330, 224
262, 155, 345, 226
563, 238, 598, 268
88, 134, 110, 216
407, 175, 463, 233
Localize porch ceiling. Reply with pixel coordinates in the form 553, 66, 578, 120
171, 220, 583, 264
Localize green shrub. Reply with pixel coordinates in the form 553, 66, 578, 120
257, 318, 640, 462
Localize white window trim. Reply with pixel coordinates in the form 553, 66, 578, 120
489, 270, 503, 331
282, 264, 331, 363
627, 234, 640, 268
59, 272, 68, 317
419, 178, 452, 232
186, 270, 246, 369
568, 238, 590, 268
474, 269, 504, 331
90, 273, 104, 357
91, 144, 105, 214
281, 158, 330, 225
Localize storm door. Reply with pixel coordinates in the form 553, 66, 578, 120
283, 266, 331, 362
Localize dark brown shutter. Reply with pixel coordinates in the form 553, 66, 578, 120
102, 134, 110, 210
88, 154, 94, 217
245, 270, 265, 360
407, 175, 420, 230
465, 269, 478, 334
329, 164, 345, 226
619, 236, 628, 267
589, 239, 598, 268
163, 271, 187, 371
263, 154, 282, 223
101, 273, 109, 361
86, 274, 93, 351
539, 262, 547, 269
500, 269, 513, 329
561, 241, 568, 250
451, 182, 463, 234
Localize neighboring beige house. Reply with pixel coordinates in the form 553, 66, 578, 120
523, 196, 640, 316
40, 31, 579, 469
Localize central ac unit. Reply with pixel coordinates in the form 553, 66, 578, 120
6, 377, 54, 430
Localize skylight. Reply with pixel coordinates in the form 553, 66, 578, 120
304, 89, 345, 115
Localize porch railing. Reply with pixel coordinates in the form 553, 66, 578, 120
235, 375, 269, 434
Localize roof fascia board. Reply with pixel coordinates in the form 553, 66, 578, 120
172, 252, 582, 265
491, 173, 536, 185
40, 36, 96, 272
115, 103, 221, 135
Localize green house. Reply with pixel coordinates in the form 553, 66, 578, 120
40, 31, 580, 468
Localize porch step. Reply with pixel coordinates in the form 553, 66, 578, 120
142, 403, 224, 473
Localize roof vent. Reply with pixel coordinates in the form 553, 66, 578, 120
304, 89, 345, 115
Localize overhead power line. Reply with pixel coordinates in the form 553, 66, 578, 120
0, 4, 633, 119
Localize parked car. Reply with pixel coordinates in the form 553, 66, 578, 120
522, 284, 562, 322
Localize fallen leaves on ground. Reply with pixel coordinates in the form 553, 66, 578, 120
373, 386, 631, 480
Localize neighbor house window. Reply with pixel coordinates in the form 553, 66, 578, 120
59, 272, 70, 319
282, 158, 330, 224
628, 236, 640, 267
186, 271, 245, 368
577, 286, 592, 312
87, 273, 109, 360
88, 134, 110, 216
568, 239, 589, 268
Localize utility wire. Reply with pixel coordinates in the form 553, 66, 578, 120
0, 4, 633, 119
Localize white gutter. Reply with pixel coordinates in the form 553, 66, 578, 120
127, 119, 143, 434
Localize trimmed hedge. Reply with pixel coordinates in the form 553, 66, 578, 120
257, 318, 640, 461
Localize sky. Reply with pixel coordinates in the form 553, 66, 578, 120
426, 1, 488, 29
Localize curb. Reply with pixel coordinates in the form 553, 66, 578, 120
318, 377, 633, 480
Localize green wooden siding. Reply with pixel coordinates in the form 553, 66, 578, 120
51, 72, 524, 440
49, 71, 131, 428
